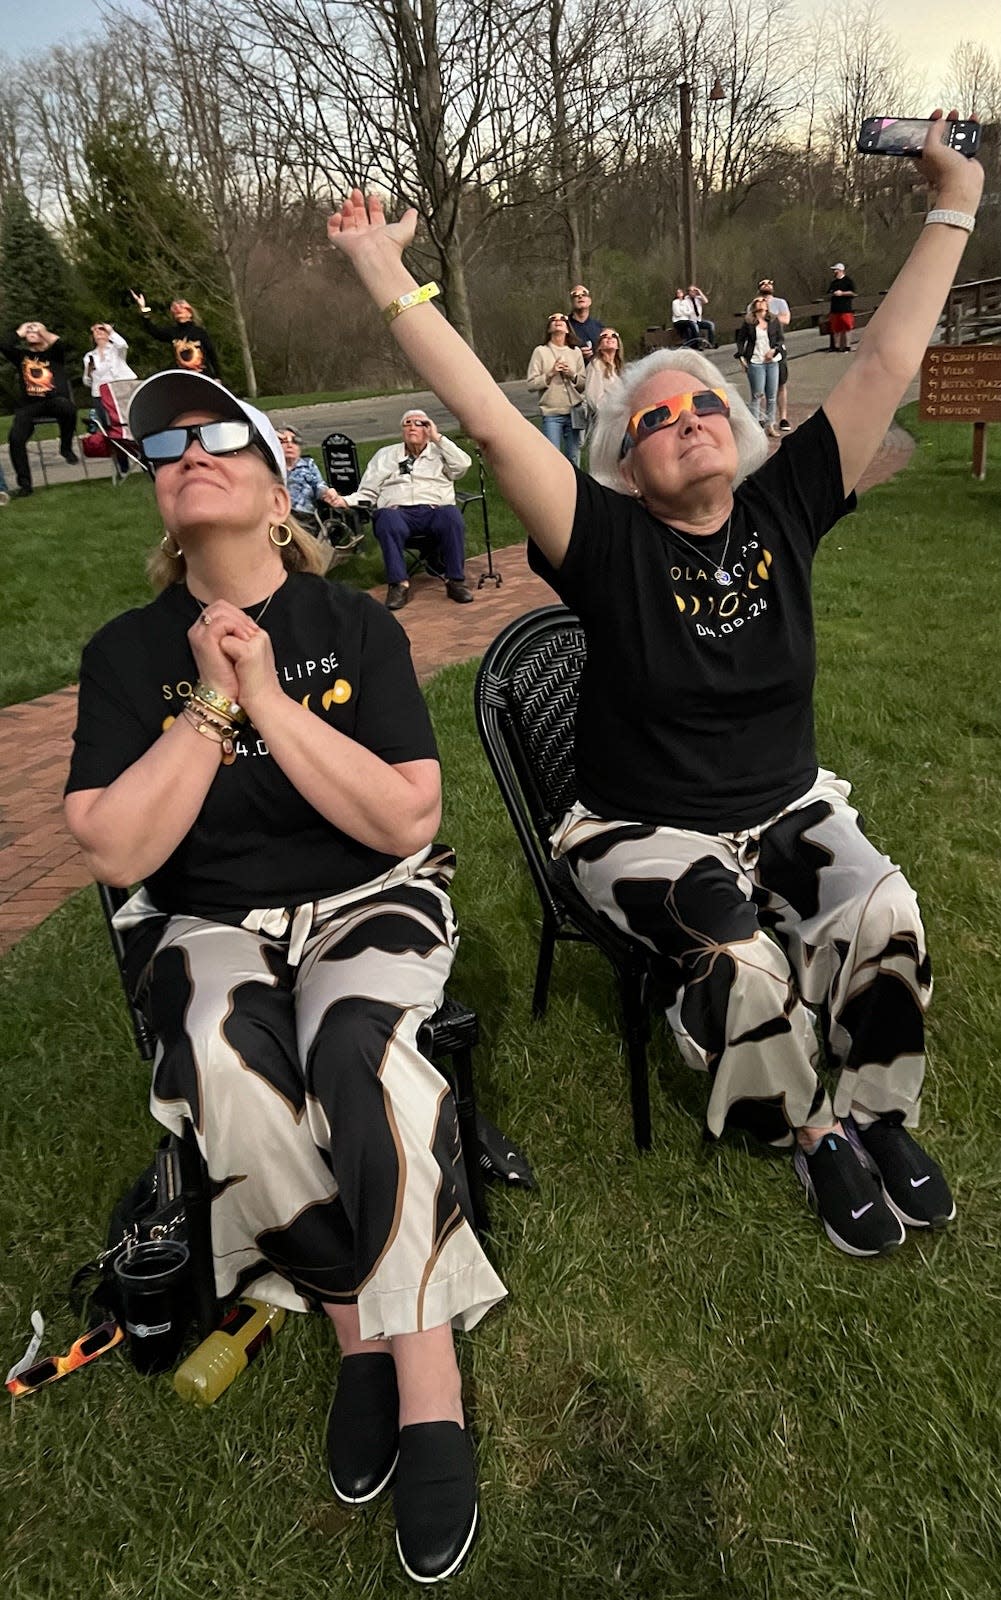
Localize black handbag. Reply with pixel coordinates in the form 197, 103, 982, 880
70, 1138, 187, 1320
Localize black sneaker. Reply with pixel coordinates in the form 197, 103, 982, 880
326, 1352, 399, 1505
394, 1422, 478, 1583
849, 1116, 955, 1230
778, 419, 792, 433
793, 1130, 905, 1257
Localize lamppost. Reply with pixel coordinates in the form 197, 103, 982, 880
677, 75, 726, 286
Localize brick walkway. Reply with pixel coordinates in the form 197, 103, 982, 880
0, 413, 913, 956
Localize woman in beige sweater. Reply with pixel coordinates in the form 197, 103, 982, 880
526, 313, 586, 464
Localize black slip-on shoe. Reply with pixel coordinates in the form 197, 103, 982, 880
445, 579, 474, 604
386, 582, 410, 610
793, 1131, 905, 1257
394, 1421, 478, 1584
850, 1115, 956, 1230
326, 1352, 399, 1505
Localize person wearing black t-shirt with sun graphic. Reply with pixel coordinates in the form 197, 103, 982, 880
64, 369, 504, 1587
130, 289, 221, 378
0, 320, 78, 496
328, 109, 982, 1265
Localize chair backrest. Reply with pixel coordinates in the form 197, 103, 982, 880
103, 379, 142, 437
322, 431, 362, 496
97, 883, 156, 1062
474, 605, 585, 915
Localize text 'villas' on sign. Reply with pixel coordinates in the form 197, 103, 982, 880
920, 346, 1001, 422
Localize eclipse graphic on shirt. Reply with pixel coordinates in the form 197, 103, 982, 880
174, 338, 204, 370
22, 357, 55, 395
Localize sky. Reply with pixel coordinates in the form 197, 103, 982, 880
4, 0, 999, 100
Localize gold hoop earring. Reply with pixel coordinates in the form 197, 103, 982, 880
161, 532, 183, 558
269, 523, 293, 548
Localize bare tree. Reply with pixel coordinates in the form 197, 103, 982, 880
942, 41, 1001, 120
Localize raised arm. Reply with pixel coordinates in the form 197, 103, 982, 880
327, 192, 576, 569
824, 110, 984, 496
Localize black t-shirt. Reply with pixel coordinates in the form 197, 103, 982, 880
0, 333, 74, 403
827, 276, 856, 314
145, 317, 220, 378
527, 409, 856, 831
66, 573, 438, 914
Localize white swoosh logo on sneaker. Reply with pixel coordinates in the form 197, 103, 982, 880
851, 1202, 874, 1219
910, 1175, 931, 1187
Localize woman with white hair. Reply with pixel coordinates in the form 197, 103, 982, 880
327, 111, 981, 1262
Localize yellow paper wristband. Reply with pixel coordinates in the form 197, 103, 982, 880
383, 282, 440, 324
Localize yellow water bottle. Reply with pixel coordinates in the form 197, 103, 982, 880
173, 1298, 286, 1405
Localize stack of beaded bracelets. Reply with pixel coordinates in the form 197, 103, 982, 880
182, 682, 247, 766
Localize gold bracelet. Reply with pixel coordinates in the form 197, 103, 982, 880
182, 706, 237, 765
186, 698, 235, 732
192, 683, 246, 724
383, 282, 440, 324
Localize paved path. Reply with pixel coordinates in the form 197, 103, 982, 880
0, 378, 915, 956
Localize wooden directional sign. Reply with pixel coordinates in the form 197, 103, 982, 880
920, 345, 1001, 422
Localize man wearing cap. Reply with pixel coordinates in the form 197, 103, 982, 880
826, 263, 857, 352
567, 285, 604, 364
277, 426, 340, 525
747, 277, 792, 431
329, 410, 474, 609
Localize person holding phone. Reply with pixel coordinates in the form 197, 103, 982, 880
567, 284, 604, 363
826, 263, 857, 351
327, 108, 981, 1263
328, 410, 474, 609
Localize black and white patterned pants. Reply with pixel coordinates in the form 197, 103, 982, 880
552, 772, 931, 1147
116, 850, 507, 1339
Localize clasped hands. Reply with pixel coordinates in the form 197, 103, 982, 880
187, 602, 281, 719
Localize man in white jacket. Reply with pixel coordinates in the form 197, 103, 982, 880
331, 409, 474, 610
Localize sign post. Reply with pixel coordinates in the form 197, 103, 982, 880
920, 345, 1001, 479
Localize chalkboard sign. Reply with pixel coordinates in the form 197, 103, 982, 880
322, 432, 361, 493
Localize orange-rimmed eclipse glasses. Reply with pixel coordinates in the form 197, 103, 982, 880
620, 387, 730, 455
5, 1320, 124, 1397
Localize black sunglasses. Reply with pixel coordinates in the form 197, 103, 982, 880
140, 420, 267, 471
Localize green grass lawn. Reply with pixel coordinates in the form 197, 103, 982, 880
2, 411, 1001, 1597
0, 438, 526, 709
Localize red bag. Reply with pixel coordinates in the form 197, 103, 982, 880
82, 431, 113, 458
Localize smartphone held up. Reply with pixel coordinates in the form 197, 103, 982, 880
857, 116, 981, 159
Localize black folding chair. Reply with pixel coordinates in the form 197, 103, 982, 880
455, 452, 500, 589
474, 605, 661, 1150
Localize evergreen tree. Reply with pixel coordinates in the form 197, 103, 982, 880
71, 120, 240, 383
0, 187, 83, 334
0, 187, 89, 408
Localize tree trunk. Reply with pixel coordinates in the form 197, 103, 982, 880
221, 239, 258, 397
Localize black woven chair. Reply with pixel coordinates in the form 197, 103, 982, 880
475, 605, 659, 1150
97, 884, 500, 1333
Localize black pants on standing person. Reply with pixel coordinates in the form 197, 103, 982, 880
8, 396, 77, 492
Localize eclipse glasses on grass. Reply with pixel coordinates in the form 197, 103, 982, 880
5, 1320, 123, 1397
620, 387, 730, 456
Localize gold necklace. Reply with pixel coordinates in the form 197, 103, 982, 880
193, 587, 278, 624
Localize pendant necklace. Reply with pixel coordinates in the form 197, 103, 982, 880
663, 511, 734, 587
193, 587, 278, 624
